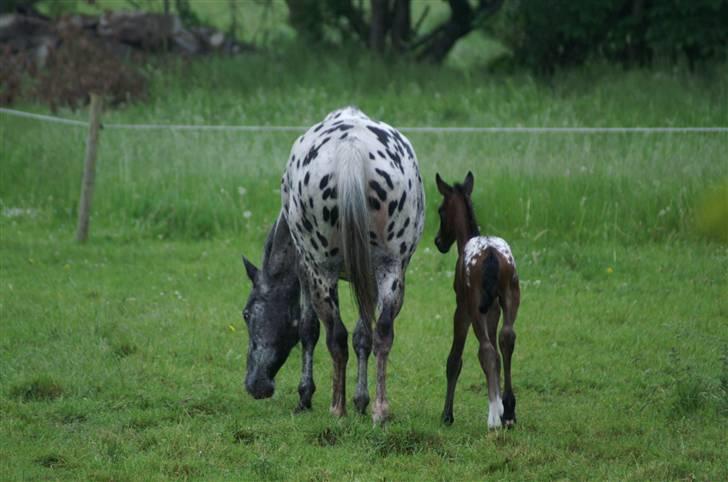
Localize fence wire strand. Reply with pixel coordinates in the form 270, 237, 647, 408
2, 107, 727, 134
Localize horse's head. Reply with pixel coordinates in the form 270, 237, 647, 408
434, 171, 475, 253
241, 216, 301, 399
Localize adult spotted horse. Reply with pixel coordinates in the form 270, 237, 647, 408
241, 107, 425, 423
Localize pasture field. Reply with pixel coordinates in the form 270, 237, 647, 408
1, 50, 728, 480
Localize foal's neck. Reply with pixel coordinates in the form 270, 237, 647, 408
455, 198, 480, 255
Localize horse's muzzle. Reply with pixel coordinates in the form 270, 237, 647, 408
245, 377, 275, 399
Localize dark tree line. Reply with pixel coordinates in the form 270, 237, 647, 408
283, 0, 727, 69
284, 0, 504, 62
3, 0, 726, 69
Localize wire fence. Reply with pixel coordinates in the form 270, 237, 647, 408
3, 107, 727, 134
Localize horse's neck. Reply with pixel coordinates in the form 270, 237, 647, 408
455, 207, 480, 256
263, 213, 299, 277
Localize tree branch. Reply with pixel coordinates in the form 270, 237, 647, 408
410, 0, 503, 63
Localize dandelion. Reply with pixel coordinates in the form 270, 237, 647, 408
243, 210, 252, 219
238, 186, 247, 196
607, 267, 614, 274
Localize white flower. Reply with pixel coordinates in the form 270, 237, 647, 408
238, 187, 247, 196
243, 211, 252, 219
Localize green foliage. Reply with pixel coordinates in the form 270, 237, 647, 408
174, 0, 200, 27
695, 180, 728, 243
494, 0, 728, 71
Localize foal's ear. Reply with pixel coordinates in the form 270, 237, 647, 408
242, 256, 259, 283
463, 171, 474, 196
435, 173, 452, 196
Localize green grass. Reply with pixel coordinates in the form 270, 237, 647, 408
1, 47, 728, 480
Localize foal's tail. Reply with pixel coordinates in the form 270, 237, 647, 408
479, 247, 500, 314
336, 139, 377, 326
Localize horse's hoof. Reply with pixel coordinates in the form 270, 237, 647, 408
442, 413, 454, 426
502, 418, 516, 429
371, 400, 390, 425
329, 405, 346, 417
353, 394, 370, 415
294, 401, 312, 413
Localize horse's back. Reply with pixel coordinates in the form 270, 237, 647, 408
281, 107, 425, 271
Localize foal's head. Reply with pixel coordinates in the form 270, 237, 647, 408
434, 171, 478, 253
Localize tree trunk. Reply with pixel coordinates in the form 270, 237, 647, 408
369, 0, 389, 53
391, 0, 411, 52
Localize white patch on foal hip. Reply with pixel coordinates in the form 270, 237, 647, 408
463, 236, 515, 287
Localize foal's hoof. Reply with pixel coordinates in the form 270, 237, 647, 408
441, 412, 454, 426
371, 400, 390, 425
353, 393, 370, 415
501, 392, 516, 428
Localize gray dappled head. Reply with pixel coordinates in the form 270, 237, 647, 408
242, 217, 301, 399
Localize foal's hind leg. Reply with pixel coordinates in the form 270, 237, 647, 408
441, 306, 469, 425
499, 278, 520, 427
473, 312, 503, 429
352, 317, 372, 414
371, 263, 404, 424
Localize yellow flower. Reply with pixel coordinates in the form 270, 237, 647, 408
607, 267, 614, 274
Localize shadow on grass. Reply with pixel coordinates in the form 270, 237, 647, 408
10, 376, 63, 401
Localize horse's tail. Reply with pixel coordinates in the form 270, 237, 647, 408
336, 139, 377, 326
479, 247, 500, 314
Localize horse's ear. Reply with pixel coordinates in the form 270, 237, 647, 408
463, 171, 474, 196
435, 173, 451, 196
242, 256, 258, 283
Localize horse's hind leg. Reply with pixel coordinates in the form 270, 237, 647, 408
499, 278, 520, 427
307, 270, 349, 417
473, 313, 502, 429
296, 278, 320, 412
352, 317, 371, 414
371, 263, 404, 424
442, 306, 469, 425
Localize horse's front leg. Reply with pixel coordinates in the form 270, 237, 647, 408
352, 317, 372, 414
372, 265, 404, 424
296, 281, 320, 412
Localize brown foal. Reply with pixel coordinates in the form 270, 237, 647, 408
434, 172, 521, 429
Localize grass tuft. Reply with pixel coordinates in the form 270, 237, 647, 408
35, 453, 68, 468
232, 428, 258, 445
10, 376, 64, 402
370, 427, 447, 457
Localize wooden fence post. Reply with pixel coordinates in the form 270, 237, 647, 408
75, 93, 103, 243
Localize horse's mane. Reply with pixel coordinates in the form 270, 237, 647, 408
453, 183, 480, 239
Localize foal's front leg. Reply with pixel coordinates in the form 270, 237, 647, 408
296, 281, 320, 412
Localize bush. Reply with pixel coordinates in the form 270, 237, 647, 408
34, 26, 147, 110
493, 0, 728, 72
